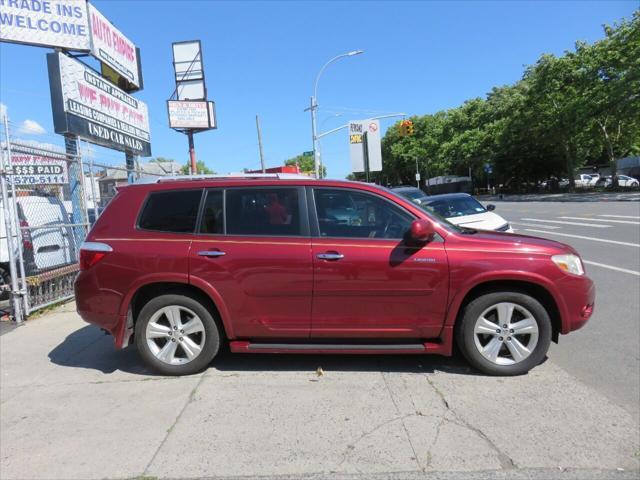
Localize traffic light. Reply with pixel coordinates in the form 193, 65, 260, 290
399, 120, 414, 137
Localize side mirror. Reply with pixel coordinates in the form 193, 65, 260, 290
410, 219, 435, 242
486, 204, 496, 211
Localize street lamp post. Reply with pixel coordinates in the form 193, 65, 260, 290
308, 50, 363, 178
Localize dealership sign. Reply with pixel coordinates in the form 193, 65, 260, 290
0, 0, 91, 50
167, 100, 216, 130
47, 52, 151, 156
87, 3, 142, 91
8, 153, 68, 185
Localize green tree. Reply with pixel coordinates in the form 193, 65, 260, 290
180, 160, 214, 175
285, 154, 326, 177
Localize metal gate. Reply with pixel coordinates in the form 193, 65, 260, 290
1, 117, 169, 322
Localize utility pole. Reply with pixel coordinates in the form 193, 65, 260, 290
256, 115, 265, 173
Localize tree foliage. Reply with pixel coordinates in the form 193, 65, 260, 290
180, 160, 214, 175
285, 154, 327, 177
372, 12, 639, 189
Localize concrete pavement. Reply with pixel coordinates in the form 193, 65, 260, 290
1, 305, 638, 480
489, 201, 640, 418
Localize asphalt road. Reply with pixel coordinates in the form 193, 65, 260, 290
491, 201, 640, 417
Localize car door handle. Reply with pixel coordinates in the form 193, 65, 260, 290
317, 252, 344, 261
198, 250, 226, 258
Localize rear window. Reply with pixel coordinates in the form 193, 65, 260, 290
138, 190, 202, 233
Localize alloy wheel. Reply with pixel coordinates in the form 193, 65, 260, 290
145, 305, 206, 365
472, 302, 539, 366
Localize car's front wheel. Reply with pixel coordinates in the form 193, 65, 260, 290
135, 293, 220, 375
456, 291, 552, 376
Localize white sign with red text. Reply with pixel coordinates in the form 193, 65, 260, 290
8, 154, 68, 185
48, 52, 151, 156
167, 100, 216, 129
88, 3, 140, 89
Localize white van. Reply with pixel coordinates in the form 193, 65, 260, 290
0, 195, 76, 283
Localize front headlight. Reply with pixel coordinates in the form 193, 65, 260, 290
551, 254, 584, 276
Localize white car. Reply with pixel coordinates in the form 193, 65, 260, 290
596, 175, 640, 188
392, 189, 513, 233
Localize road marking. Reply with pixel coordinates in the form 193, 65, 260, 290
510, 222, 561, 230
583, 260, 640, 277
524, 229, 640, 248
520, 218, 612, 228
598, 214, 640, 220
559, 216, 640, 225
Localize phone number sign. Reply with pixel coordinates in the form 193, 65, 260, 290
8, 155, 68, 185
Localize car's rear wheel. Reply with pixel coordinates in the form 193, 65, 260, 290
135, 293, 220, 376
456, 291, 551, 376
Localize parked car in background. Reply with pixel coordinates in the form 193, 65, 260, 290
391, 186, 429, 205
74, 175, 596, 377
595, 175, 640, 188
393, 190, 513, 233
574, 174, 594, 187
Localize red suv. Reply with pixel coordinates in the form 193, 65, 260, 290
75, 175, 595, 376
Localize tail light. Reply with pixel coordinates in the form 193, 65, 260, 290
20, 220, 33, 250
79, 242, 112, 271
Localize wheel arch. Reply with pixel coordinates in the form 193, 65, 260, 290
448, 279, 562, 343
128, 281, 232, 342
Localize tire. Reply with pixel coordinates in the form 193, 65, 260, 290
456, 291, 552, 376
135, 293, 220, 376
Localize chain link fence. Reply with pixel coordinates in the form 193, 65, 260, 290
1, 119, 172, 321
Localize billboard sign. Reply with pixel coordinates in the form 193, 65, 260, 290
0, 0, 91, 50
167, 100, 216, 129
172, 40, 206, 101
349, 119, 382, 173
47, 52, 151, 156
87, 3, 142, 91
8, 154, 68, 185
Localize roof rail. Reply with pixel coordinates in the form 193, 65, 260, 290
135, 173, 314, 184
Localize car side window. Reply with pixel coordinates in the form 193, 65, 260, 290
138, 190, 202, 233
313, 189, 413, 239
226, 188, 301, 236
199, 190, 224, 234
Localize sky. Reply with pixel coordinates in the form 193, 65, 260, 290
0, 0, 637, 179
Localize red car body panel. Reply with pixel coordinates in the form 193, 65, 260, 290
75, 178, 595, 352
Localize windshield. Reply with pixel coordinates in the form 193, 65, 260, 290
425, 196, 486, 218
397, 189, 427, 201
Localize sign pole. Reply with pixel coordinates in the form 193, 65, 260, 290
362, 131, 370, 183
125, 151, 136, 184
188, 131, 197, 175
64, 134, 85, 259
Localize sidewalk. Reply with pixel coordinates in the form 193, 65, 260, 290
1, 304, 638, 480
477, 192, 640, 202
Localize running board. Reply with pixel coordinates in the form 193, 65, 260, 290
249, 343, 426, 351
229, 327, 455, 356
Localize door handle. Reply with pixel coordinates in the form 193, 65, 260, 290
198, 250, 226, 258
317, 252, 344, 261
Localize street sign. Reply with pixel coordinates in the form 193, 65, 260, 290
302, 151, 314, 157
415, 173, 421, 181
349, 119, 382, 173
